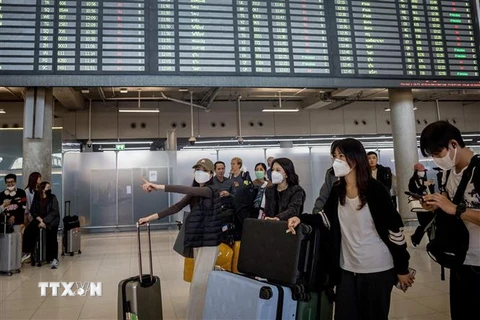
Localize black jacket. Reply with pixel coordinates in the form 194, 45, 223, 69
264, 184, 305, 221
0, 188, 27, 225
300, 178, 410, 286
30, 192, 60, 228
158, 184, 227, 248
374, 164, 392, 191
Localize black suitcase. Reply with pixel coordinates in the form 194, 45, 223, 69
33, 228, 47, 266
238, 219, 321, 295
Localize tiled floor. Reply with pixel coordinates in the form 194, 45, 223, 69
0, 226, 451, 320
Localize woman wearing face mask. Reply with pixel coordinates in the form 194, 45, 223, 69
262, 158, 305, 221
409, 163, 435, 247
23, 182, 60, 269
138, 158, 222, 320
287, 138, 413, 320
252, 162, 272, 187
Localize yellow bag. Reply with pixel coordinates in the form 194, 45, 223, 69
183, 243, 234, 282
232, 241, 241, 274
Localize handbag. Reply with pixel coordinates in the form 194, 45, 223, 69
173, 211, 194, 258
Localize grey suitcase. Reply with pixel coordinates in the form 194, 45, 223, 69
203, 271, 297, 320
117, 222, 163, 320
62, 201, 81, 256
0, 216, 21, 276
33, 228, 47, 266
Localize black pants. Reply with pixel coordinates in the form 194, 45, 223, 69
450, 265, 480, 320
411, 211, 436, 244
335, 269, 396, 320
22, 220, 58, 261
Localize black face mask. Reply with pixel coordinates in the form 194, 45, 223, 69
45, 190, 52, 196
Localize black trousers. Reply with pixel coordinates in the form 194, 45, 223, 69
335, 269, 396, 320
450, 265, 480, 320
411, 211, 436, 244
22, 220, 58, 261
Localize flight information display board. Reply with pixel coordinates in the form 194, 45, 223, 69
0, 0, 479, 87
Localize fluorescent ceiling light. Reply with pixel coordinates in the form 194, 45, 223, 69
92, 141, 153, 145
178, 88, 189, 92
262, 108, 299, 113
119, 88, 128, 93
118, 108, 159, 113
0, 109, 6, 114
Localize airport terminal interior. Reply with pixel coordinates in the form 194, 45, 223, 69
2, 0, 480, 319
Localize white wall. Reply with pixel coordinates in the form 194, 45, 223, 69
0, 100, 478, 140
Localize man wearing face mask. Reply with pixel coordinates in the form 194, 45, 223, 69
408, 163, 435, 247
420, 121, 480, 320
0, 174, 27, 233
138, 158, 225, 320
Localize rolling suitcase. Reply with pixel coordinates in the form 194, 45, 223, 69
33, 227, 47, 267
296, 291, 333, 320
0, 215, 21, 275
238, 219, 321, 293
203, 271, 297, 320
117, 222, 163, 320
62, 201, 81, 256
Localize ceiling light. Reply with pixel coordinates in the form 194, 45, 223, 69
384, 108, 391, 112
413, 106, 418, 111
119, 88, 128, 94
262, 108, 299, 112
118, 108, 159, 113
0, 109, 5, 114
179, 88, 189, 92
81, 88, 89, 94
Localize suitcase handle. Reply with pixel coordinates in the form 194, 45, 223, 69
136, 222, 154, 284
64, 201, 71, 217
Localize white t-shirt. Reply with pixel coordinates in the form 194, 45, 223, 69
446, 162, 480, 267
338, 197, 394, 273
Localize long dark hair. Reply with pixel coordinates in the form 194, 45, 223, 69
26, 172, 41, 193
272, 158, 299, 186
332, 138, 370, 209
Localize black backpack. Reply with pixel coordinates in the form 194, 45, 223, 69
426, 155, 480, 280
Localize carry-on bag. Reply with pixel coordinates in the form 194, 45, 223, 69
62, 201, 81, 256
203, 271, 297, 320
33, 227, 47, 266
296, 291, 333, 320
117, 222, 163, 320
0, 214, 21, 275
238, 219, 321, 293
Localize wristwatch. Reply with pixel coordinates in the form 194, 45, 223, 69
455, 203, 467, 219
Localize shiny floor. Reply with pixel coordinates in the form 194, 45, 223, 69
0, 226, 451, 320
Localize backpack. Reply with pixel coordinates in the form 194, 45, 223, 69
426, 155, 480, 280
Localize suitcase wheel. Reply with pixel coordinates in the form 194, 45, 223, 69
37, 263, 42, 267
301, 224, 312, 235
70, 252, 74, 257
6, 272, 12, 276
16, 269, 20, 274
259, 286, 273, 300
78, 250, 82, 254
61, 252, 65, 256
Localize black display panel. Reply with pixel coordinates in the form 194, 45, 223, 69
0, 0, 480, 88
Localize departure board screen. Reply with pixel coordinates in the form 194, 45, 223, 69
0, 0, 480, 88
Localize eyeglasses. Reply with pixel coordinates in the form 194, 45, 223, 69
6, 180, 15, 185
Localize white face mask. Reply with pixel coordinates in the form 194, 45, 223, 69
7, 186, 15, 191
271, 171, 284, 184
332, 159, 352, 177
433, 146, 457, 171
194, 170, 211, 184
417, 171, 425, 178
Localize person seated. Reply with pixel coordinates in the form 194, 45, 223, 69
409, 163, 435, 247
263, 158, 305, 221
23, 182, 60, 269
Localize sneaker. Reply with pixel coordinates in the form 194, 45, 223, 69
411, 236, 419, 248
51, 259, 59, 269
21, 253, 31, 263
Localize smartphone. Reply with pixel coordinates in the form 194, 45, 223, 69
404, 191, 423, 201
396, 267, 416, 291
